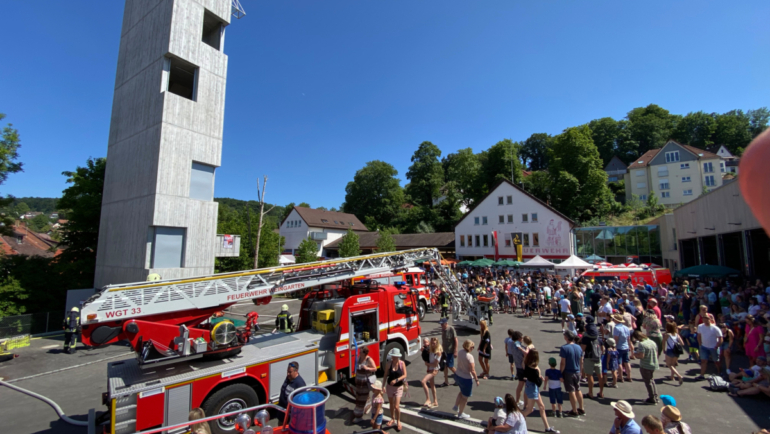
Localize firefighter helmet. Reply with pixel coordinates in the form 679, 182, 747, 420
281, 304, 289, 311
71, 307, 79, 312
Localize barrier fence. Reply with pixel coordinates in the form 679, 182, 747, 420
0, 311, 65, 339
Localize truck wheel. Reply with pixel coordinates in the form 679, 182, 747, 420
202, 383, 259, 434
417, 300, 427, 321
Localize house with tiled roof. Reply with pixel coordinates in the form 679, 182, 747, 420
0, 224, 62, 258
279, 207, 369, 258
623, 140, 725, 206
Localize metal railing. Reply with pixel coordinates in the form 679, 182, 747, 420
0, 311, 65, 339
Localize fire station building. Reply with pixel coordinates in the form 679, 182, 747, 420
454, 180, 576, 263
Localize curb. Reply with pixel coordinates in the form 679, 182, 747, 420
383, 403, 485, 434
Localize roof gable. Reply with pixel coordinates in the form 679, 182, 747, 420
604, 156, 627, 171
283, 207, 368, 231
627, 149, 660, 169
454, 179, 576, 228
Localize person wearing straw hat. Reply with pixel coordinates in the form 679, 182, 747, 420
612, 313, 634, 383
659, 405, 691, 434
369, 380, 384, 430
385, 347, 407, 431
609, 400, 642, 434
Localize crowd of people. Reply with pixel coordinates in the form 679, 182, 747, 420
414, 263, 770, 434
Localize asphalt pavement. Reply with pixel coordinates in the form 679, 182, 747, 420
0, 298, 766, 434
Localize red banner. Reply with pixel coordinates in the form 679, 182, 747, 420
492, 231, 499, 261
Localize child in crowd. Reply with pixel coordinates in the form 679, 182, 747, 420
370, 380, 384, 430
686, 321, 699, 362
538, 291, 546, 319
575, 313, 585, 336
603, 337, 619, 387
551, 298, 560, 321
523, 335, 535, 351
506, 329, 516, 381
544, 357, 564, 418
487, 396, 507, 430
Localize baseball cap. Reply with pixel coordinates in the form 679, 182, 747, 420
659, 395, 676, 407
439, 318, 448, 324
494, 396, 504, 406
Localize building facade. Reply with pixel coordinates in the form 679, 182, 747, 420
95, 0, 233, 287
605, 156, 627, 183
573, 225, 663, 266
325, 232, 455, 257
624, 140, 724, 205
280, 207, 368, 258
673, 180, 769, 279
454, 180, 575, 262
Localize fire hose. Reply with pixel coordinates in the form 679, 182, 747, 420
0, 379, 89, 426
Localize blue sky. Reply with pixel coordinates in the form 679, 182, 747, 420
1, 0, 768, 209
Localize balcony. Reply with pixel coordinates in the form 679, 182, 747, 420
310, 232, 328, 241
214, 234, 241, 257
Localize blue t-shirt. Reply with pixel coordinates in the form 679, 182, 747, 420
686, 332, 698, 348
559, 343, 583, 373
613, 324, 631, 351
545, 368, 562, 389
610, 419, 642, 434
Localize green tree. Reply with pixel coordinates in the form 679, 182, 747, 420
338, 228, 361, 257
748, 107, 770, 138
519, 133, 553, 171
522, 171, 553, 204
588, 117, 621, 165
626, 104, 680, 156
405, 141, 444, 208
614, 120, 639, 163
0, 113, 24, 235
14, 201, 29, 217
57, 157, 106, 288
26, 213, 51, 232
548, 125, 615, 221
477, 139, 522, 201
442, 148, 481, 207
295, 238, 319, 263
214, 204, 251, 272
714, 110, 753, 155
375, 229, 396, 253
433, 181, 463, 232
257, 221, 284, 268
0, 276, 27, 316
671, 111, 717, 148
343, 161, 405, 228
414, 221, 435, 233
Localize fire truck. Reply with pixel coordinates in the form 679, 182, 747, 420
79, 249, 432, 434
581, 264, 672, 285
352, 267, 433, 319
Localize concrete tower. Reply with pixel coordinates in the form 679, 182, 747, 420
95, 0, 233, 287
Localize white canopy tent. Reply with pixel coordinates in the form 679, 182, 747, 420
555, 255, 593, 269
522, 255, 556, 267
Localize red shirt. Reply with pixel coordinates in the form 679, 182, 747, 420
652, 305, 661, 320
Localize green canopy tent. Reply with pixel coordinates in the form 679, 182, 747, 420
471, 258, 495, 267
584, 254, 606, 262
494, 259, 521, 267
674, 264, 741, 278
456, 260, 473, 267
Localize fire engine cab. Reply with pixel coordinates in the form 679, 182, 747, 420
81, 249, 431, 434
581, 265, 672, 285
353, 267, 433, 320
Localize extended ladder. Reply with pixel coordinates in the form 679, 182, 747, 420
82, 248, 440, 325
431, 259, 492, 330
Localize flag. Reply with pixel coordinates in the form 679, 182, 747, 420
492, 231, 499, 261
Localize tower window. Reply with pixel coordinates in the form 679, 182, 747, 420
201, 10, 225, 51
190, 162, 215, 201
163, 56, 198, 101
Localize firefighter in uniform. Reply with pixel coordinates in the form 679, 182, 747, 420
275, 304, 295, 333
438, 287, 450, 319
62, 307, 80, 354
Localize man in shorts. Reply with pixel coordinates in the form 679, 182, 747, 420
560, 330, 585, 417
439, 318, 458, 387
560, 295, 572, 329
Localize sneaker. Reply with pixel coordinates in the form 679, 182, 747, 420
511, 375, 516, 381
457, 413, 470, 419
545, 427, 560, 433
518, 401, 525, 410
451, 405, 459, 413
556, 411, 563, 418
577, 409, 586, 416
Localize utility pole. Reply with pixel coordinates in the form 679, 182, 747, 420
253, 176, 276, 269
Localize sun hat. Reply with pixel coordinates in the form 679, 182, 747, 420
371, 380, 383, 390
611, 400, 635, 419
606, 338, 616, 347
661, 405, 681, 422
388, 348, 403, 358
659, 395, 676, 407
611, 313, 625, 323
494, 396, 504, 406
567, 314, 575, 320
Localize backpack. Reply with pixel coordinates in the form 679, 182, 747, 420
708, 375, 729, 392
587, 337, 602, 362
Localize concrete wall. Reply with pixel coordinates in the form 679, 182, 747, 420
95, 0, 231, 287
455, 182, 574, 260
657, 213, 679, 271
673, 181, 760, 241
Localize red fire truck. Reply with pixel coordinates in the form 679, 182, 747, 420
79, 249, 433, 434
353, 267, 433, 319
581, 264, 672, 286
